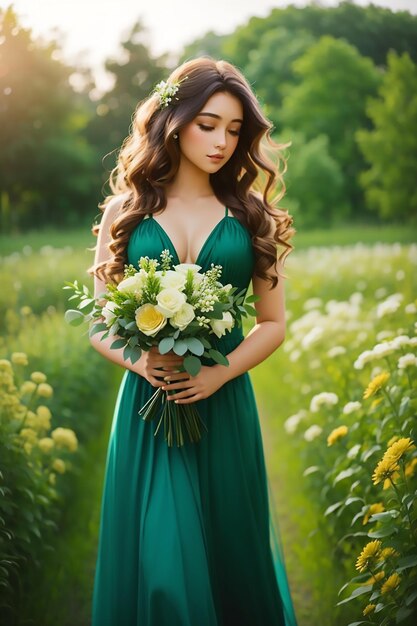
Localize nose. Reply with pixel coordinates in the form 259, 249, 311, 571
214, 130, 227, 150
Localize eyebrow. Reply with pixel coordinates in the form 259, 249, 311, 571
198, 112, 243, 124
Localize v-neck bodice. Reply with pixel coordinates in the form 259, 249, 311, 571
127, 207, 255, 295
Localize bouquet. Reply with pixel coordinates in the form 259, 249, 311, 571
64, 249, 259, 447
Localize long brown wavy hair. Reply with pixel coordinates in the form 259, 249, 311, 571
88, 57, 295, 289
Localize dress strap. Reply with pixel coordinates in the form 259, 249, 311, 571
225, 206, 229, 217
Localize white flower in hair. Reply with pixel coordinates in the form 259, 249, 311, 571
154, 76, 188, 108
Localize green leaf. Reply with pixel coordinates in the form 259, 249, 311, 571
302, 465, 321, 477
110, 339, 126, 350
245, 294, 260, 303
183, 355, 201, 376
186, 337, 205, 356
333, 467, 359, 485
89, 322, 107, 337
208, 349, 229, 366
123, 345, 132, 362
369, 510, 399, 522
78, 297, 95, 311
64, 309, 85, 326
243, 304, 258, 316
336, 584, 373, 606
367, 523, 398, 538
173, 339, 188, 356
129, 347, 142, 365
159, 336, 175, 354
324, 501, 344, 516
397, 554, 417, 572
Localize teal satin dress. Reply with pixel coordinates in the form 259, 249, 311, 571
91, 206, 298, 626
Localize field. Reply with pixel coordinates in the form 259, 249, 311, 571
1, 224, 416, 625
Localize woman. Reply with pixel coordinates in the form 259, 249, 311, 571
88, 57, 298, 626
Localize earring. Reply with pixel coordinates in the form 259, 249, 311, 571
173, 133, 178, 139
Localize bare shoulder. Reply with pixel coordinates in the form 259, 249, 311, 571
100, 192, 130, 229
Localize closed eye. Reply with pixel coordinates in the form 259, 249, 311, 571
198, 124, 240, 137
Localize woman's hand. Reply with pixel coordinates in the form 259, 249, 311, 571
134, 346, 184, 388
161, 365, 227, 404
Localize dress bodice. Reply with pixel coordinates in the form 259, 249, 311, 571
127, 206, 254, 294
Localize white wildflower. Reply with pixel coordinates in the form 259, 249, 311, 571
327, 346, 347, 358
304, 425, 323, 442
310, 392, 339, 413
398, 353, 417, 370
343, 401, 362, 415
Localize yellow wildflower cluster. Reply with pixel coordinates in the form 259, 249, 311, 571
372, 437, 416, 486
363, 371, 390, 400
363, 604, 376, 616
355, 540, 382, 572
327, 425, 348, 446
364, 570, 385, 585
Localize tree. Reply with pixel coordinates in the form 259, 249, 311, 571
356, 51, 417, 222
279, 36, 381, 216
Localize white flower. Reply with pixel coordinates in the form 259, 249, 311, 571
174, 263, 202, 274
303, 297, 322, 311
343, 401, 362, 415
304, 425, 323, 442
289, 349, 301, 362
409, 337, 417, 346
301, 326, 323, 349
117, 270, 147, 295
372, 342, 396, 358
353, 350, 374, 369
210, 311, 234, 338
376, 293, 403, 318
310, 392, 338, 413
155, 288, 186, 317
405, 303, 417, 314
327, 346, 346, 358
283, 410, 307, 434
398, 353, 417, 370
159, 270, 186, 291
102, 300, 118, 326
390, 334, 410, 349
169, 303, 195, 331
347, 443, 361, 459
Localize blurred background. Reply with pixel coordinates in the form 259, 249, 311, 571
0, 1, 416, 625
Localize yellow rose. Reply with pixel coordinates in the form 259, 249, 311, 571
135, 304, 168, 336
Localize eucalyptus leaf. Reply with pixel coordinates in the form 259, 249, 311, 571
159, 336, 175, 354
183, 355, 201, 376
245, 294, 260, 303
186, 337, 205, 356
89, 322, 108, 337
173, 339, 188, 356
208, 349, 229, 366
110, 339, 126, 350
64, 309, 85, 326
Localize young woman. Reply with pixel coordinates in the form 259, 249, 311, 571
88, 57, 298, 626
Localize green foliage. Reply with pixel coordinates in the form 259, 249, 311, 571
356, 51, 417, 222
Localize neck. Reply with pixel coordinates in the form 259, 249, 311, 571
166, 156, 214, 201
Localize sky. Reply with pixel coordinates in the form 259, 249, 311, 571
3, 0, 417, 93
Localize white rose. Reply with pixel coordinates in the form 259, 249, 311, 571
159, 270, 186, 291
210, 311, 234, 338
117, 270, 147, 295
174, 263, 202, 274
170, 303, 195, 331
155, 288, 186, 318
102, 300, 118, 326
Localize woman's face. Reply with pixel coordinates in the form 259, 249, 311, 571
177, 91, 243, 174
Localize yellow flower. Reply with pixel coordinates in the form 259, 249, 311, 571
36, 383, 53, 398
0, 359, 12, 372
405, 458, 417, 478
355, 540, 382, 572
380, 547, 400, 560
383, 437, 416, 464
20, 380, 37, 395
383, 471, 400, 489
52, 458, 66, 474
20, 427, 38, 442
48, 472, 56, 485
388, 435, 399, 447
362, 502, 384, 525
38, 437, 55, 453
30, 371, 47, 384
364, 570, 385, 585
51, 427, 78, 452
11, 352, 28, 366
327, 425, 348, 446
363, 604, 376, 616
381, 572, 401, 594
135, 303, 167, 336
372, 457, 400, 485
363, 372, 390, 399
23, 442, 33, 455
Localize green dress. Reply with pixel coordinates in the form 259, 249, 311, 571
92, 206, 298, 626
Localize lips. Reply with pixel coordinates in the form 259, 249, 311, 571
207, 154, 224, 160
